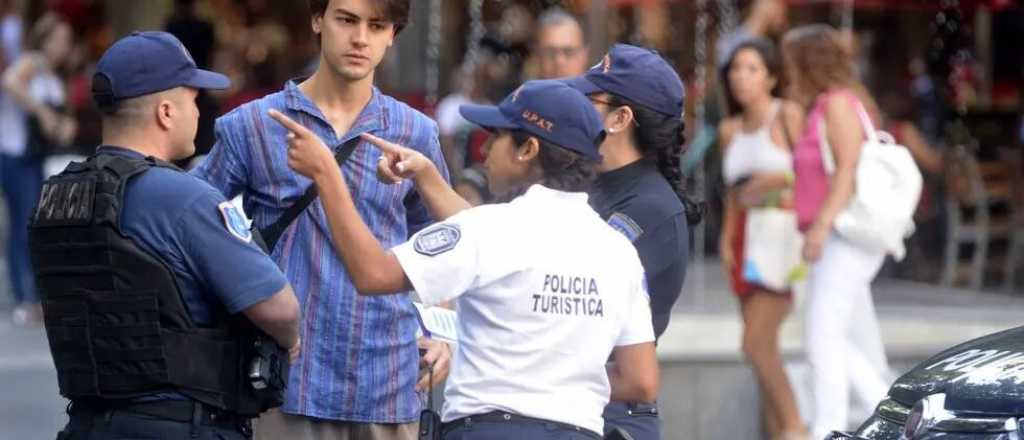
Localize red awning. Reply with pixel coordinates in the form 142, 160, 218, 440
606, 0, 1015, 11
784, 0, 1014, 10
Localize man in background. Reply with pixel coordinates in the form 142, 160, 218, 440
534, 7, 589, 79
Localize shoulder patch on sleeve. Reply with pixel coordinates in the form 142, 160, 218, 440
414, 224, 461, 256
607, 212, 644, 242
218, 201, 252, 243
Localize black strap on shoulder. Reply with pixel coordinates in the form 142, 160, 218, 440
259, 137, 361, 252
93, 153, 149, 179
145, 156, 185, 172
779, 104, 795, 150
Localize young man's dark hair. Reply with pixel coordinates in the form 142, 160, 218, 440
307, 0, 410, 34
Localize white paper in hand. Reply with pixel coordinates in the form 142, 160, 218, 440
412, 302, 459, 344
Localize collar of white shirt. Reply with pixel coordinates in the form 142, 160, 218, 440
524, 184, 589, 204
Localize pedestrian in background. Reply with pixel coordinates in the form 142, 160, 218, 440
1, 12, 76, 325
0, 0, 21, 76
783, 24, 891, 438
533, 7, 589, 80
718, 38, 808, 440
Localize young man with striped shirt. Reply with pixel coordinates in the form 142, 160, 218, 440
192, 1, 450, 439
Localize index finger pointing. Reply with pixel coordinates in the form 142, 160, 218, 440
359, 132, 402, 155
268, 109, 311, 137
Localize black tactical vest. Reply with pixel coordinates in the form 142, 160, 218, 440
28, 153, 286, 416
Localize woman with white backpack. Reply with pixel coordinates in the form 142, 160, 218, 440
783, 24, 915, 439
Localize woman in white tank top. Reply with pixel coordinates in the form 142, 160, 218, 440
717, 39, 808, 440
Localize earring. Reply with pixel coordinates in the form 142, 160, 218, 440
517, 156, 524, 160
608, 128, 617, 134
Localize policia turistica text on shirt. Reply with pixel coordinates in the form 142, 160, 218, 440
565, 44, 696, 440
28, 32, 301, 440
267, 79, 659, 440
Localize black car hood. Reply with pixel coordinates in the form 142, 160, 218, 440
889, 326, 1024, 416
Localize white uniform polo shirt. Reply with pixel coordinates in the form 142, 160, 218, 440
393, 184, 654, 435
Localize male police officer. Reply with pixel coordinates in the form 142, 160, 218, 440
29, 31, 301, 439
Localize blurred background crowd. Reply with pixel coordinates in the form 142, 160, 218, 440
2, 0, 1020, 308
2, 1, 1024, 438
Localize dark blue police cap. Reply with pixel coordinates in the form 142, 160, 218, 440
93, 31, 229, 106
564, 44, 684, 118
459, 80, 605, 161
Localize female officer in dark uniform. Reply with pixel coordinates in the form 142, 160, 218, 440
269, 80, 659, 440
565, 43, 697, 440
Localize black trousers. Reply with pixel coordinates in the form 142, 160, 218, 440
603, 401, 661, 440
442, 411, 602, 440
56, 401, 252, 440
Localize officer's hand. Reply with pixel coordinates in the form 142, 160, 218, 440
416, 337, 451, 391
267, 109, 335, 180
360, 133, 431, 183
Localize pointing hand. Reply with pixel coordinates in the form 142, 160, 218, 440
268, 109, 335, 180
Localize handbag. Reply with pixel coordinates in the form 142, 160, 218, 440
742, 207, 804, 291
818, 101, 923, 260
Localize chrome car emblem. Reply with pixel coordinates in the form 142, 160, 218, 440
901, 394, 948, 440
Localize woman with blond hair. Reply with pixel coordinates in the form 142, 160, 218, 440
782, 24, 891, 438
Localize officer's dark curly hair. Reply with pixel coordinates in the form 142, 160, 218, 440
606, 95, 705, 226
510, 130, 599, 194
307, 0, 410, 35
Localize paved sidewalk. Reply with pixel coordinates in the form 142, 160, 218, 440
1, 258, 1021, 439
661, 258, 1024, 361
0, 320, 65, 440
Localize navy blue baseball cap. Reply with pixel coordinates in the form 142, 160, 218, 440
93, 31, 229, 105
459, 80, 605, 161
565, 44, 684, 118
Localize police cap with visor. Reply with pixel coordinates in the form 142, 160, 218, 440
564, 43, 684, 119
92, 31, 230, 107
459, 79, 606, 161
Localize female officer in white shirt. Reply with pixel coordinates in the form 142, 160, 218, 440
268, 79, 658, 440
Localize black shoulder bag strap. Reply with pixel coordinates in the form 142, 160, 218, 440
254, 137, 361, 253
778, 101, 795, 150
418, 364, 442, 440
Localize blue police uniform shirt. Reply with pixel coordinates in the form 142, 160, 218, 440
101, 146, 288, 326
589, 158, 689, 340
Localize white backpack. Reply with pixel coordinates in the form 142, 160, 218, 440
819, 102, 923, 260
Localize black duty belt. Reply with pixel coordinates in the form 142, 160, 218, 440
443, 411, 602, 439
68, 399, 251, 431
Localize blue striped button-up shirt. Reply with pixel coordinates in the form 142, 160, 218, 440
191, 80, 448, 423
